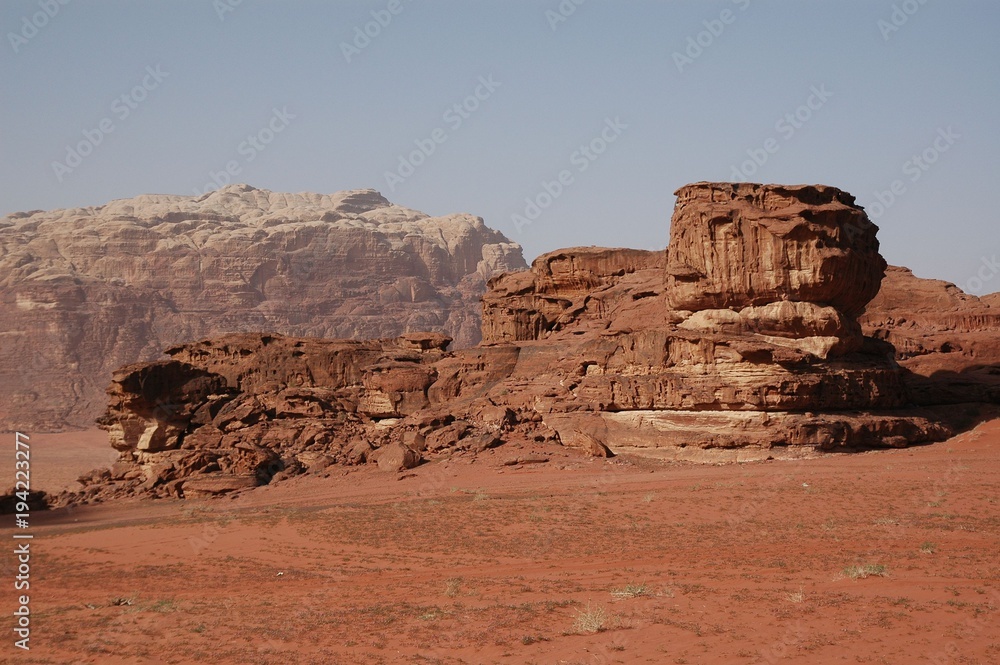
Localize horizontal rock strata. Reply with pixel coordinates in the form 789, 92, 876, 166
0, 185, 525, 432
59, 182, 1000, 503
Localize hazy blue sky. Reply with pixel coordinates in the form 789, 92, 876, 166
2, 0, 998, 294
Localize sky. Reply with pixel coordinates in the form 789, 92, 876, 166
2, 0, 998, 295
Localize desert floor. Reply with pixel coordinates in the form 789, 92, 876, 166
2, 429, 116, 494
4, 421, 1000, 664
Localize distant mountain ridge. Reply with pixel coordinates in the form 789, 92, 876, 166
0, 184, 526, 431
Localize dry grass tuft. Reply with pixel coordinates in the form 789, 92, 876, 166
843, 564, 888, 580
572, 603, 608, 633
611, 583, 650, 599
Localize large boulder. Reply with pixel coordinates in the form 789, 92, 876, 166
665, 182, 885, 317
372, 442, 422, 472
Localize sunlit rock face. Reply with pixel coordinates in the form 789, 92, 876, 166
57, 182, 1000, 504
0, 184, 526, 431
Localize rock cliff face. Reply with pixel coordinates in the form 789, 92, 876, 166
862, 266, 1000, 360
61, 182, 1000, 503
0, 185, 525, 432
665, 183, 885, 318
861, 266, 1000, 406
482, 247, 664, 343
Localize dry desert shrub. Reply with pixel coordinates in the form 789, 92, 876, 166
843, 564, 888, 580
611, 583, 650, 599
572, 603, 608, 633
444, 577, 463, 597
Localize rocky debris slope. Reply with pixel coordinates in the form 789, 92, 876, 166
69, 330, 559, 501
62, 182, 1000, 503
77, 333, 452, 500
0, 185, 525, 432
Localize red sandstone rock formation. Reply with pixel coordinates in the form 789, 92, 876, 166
78, 333, 456, 500
861, 266, 1000, 406
0, 185, 525, 432
59, 182, 1000, 503
451, 183, 991, 458
862, 266, 1000, 360
466, 187, 933, 459
666, 183, 885, 318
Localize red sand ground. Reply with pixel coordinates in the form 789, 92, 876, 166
1, 429, 115, 495
4, 421, 1000, 664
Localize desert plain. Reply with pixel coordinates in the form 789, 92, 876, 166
5, 418, 999, 665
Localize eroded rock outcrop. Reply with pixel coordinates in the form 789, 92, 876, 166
665, 183, 885, 317
861, 266, 1000, 406
469, 183, 954, 459
0, 185, 525, 432
87, 333, 454, 499
482, 247, 665, 343
64, 182, 1000, 503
